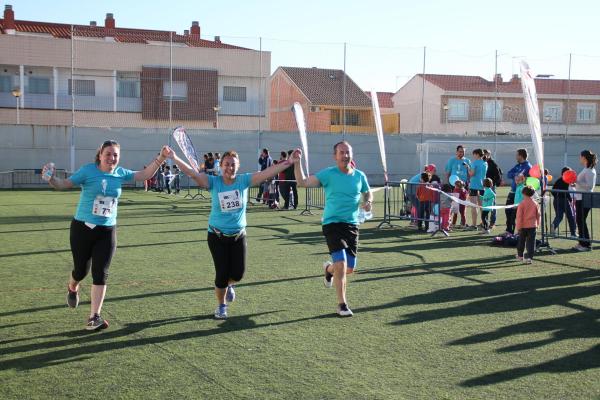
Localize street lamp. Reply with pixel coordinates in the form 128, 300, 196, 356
443, 104, 449, 132
213, 105, 221, 129
11, 88, 21, 124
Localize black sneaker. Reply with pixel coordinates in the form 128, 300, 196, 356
337, 303, 353, 317
67, 287, 79, 308
86, 314, 109, 331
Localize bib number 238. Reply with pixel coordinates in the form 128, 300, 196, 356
218, 190, 242, 212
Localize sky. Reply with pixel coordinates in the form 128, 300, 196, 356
7, 0, 600, 91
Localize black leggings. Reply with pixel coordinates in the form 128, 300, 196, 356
70, 219, 117, 285
207, 232, 247, 289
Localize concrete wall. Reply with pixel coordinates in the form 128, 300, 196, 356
0, 124, 597, 186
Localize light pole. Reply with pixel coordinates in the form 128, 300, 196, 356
443, 104, 449, 133
213, 105, 221, 129
11, 88, 21, 124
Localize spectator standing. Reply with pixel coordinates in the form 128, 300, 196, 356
505, 149, 531, 234
573, 150, 597, 252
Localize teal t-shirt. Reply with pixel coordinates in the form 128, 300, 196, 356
514, 183, 525, 206
480, 187, 496, 210
69, 163, 135, 226
469, 159, 488, 190
207, 173, 252, 234
445, 157, 471, 183
315, 166, 370, 225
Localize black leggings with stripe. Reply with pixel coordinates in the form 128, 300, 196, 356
70, 219, 117, 285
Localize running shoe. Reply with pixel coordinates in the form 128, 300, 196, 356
67, 286, 79, 308
226, 285, 236, 303
86, 314, 109, 331
214, 304, 228, 319
323, 261, 333, 288
337, 303, 353, 317
523, 258, 533, 264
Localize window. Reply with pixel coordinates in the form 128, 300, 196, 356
162, 81, 187, 101
68, 79, 95, 96
344, 110, 360, 126
27, 77, 51, 94
118, 79, 140, 98
0, 76, 12, 92
448, 99, 469, 121
483, 100, 503, 121
223, 86, 246, 102
576, 103, 596, 123
542, 102, 562, 122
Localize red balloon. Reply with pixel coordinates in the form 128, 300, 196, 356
529, 164, 541, 178
563, 169, 577, 184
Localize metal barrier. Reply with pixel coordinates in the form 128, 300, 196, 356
542, 188, 599, 250
300, 185, 325, 215
0, 169, 68, 189
378, 181, 445, 236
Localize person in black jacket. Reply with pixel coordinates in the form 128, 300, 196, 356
483, 149, 502, 228
551, 167, 576, 237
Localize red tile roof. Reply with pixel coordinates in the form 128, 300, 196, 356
280, 67, 371, 107
0, 19, 248, 50
420, 74, 600, 96
365, 91, 394, 108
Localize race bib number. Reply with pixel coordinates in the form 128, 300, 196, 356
92, 195, 117, 217
218, 190, 242, 212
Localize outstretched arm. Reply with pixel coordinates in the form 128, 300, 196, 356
250, 159, 293, 186
134, 146, 170, 182
168, 151, 209, 189
290, 148, 320, 188
42, 164, 74, 190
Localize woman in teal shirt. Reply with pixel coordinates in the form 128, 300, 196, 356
171, 150, 292, 319
43, 140, 171, 330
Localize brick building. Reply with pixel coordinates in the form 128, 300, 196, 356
393, 73, 600, 136
0, 5, 270, 130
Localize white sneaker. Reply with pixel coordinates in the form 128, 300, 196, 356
523, 258, 532, 264
323, 261, 333, 288
337, 303, 353, 317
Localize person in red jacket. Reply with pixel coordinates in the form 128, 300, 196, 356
416, 172, 431, 231
515, 185, 541, 264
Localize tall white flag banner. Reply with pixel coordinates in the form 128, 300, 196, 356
292, 102, 310, 176
520, 61, 545, 173
370, 90, 389, 183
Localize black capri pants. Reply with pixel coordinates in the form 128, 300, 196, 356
207, 232, 247, 289
70, 219, 117, 285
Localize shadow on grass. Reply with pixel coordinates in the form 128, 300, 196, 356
353, 267, 600, 385
0, 273, 322, 318
0, 310, 337, 371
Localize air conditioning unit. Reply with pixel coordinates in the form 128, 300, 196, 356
310, 106, 320, 112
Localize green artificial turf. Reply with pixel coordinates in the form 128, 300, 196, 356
0, 188, 598, 399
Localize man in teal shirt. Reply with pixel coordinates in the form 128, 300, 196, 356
445, 145, 471, 186
292, 141, 372, 317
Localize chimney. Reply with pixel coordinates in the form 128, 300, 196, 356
214, 35, 221, 43
510, 74, 519, 84
3, 5, 16, 34
190, 21, 200, 38
184, 29, 189, 36
493, 73, 502, 84
105, 13, 115, 29
90, 21, 97, 27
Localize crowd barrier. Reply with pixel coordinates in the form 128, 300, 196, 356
0, 169, 68, 189
542, 188, 599, 251
378, 181, 445, 236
